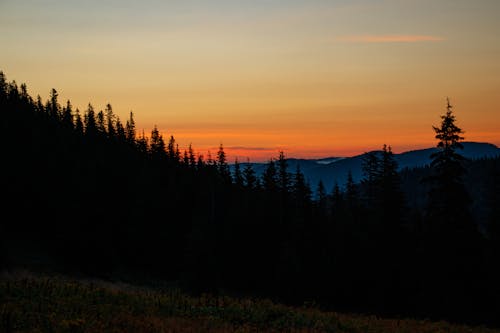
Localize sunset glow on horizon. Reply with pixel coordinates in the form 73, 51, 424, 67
1, 0, 499, 162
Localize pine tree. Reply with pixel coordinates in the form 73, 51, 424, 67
277, 151, 291, 194
425, 98, 473, 235
316, 180, 327, 215
422, 98, 482, 312
243, 159, 258, 190
361, 150, 381, 206
74, 109, 84, 136
233, 158, 244, 187
136, 130, 149, 155
48, 88, 60, 120
345, 170, 357, 210
84, 103, 98, 137
292, 165, 312, 204
61, 100, 74, 129
125, 111, 136, 145
105, 103, 116, 139
0, 71, 6, 100
167, 135, 177, 161
115, 117, 126, 142
217, 143, 231, 182
379, 144, 405, 228
188, 144, 196, 167
150, 125, 166, 160
262, 158, 278, 193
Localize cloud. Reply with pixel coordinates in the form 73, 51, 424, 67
337, 34, 444, 43
223, 146, 276, 151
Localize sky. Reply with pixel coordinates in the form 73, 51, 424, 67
1, 0, 499, 162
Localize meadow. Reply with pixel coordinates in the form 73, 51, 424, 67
1, 271, 499, 333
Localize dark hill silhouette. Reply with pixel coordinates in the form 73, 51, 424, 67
235, 142, 500, 190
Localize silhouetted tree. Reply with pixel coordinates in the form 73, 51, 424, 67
316, 180, 327, 214
150, 125, 166, 160
292, 165, 311, 204
188, 144, 196, 167
105, 103, 116, 139
96, 110, 106, 136
84, 103, 98, 138
125, 111, 136, 145
421, 98, 483, 319
361, 151, 381, 206
425, 98, 475, 235
262, 158, 278, 193
115, 117, 126, 142
217, 144, 231, 182
136, 130, 148, 155
167, 135, 179, 162
243, 160, 258, 190
278, 151, 291, 194
48, 88, 60, 120
233, 158, 244, 187
61, 100, 74, 129
74, 109, 84, 136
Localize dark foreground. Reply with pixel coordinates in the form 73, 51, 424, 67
1, 271, 498, 333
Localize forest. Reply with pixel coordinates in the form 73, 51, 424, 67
1, 70, 500, 328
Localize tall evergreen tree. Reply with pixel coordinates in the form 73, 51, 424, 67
84, 103, 98, 137
136, 130, 149, 155
425, 98, 473, 235
167, 135, 178, 162
262, 158, 278, 193
233, 158, 244, 187
96, 110, 106, 136
188, 144, 196, 167
361, 151, 381, 206
74, 109, 84, 137
217, 144, 231, 182
421, 98, 482, 316
125, 111, 136, 145
277, 151, 291, 194
150, 125, 166, 160
105, 103, 116, 139
345, 170, 357, 210
243, 159, 258, 190
61, 100, 74, 129
115, 117, 126, 142
292, 165, 311, 203
48, 88, 60, 120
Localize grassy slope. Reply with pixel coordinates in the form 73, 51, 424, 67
1, 271, 499, 333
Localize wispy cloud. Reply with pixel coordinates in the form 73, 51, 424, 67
337, 34, 444, 43
222, 146, 276, 152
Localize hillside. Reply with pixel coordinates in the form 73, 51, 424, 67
1, 271, 499, 333
3, 71, 500, 329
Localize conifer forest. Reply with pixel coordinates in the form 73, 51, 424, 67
1, 71, 500, 331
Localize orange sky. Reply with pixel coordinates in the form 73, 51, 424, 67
1, 0, 499, 162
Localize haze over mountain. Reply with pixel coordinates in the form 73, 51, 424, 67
237, 142, 500, 191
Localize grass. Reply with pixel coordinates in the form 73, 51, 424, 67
1, 270, 499, 333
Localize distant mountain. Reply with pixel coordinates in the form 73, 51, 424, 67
233, 142, 500, 192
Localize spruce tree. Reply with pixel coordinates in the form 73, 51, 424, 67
422, 98, 482, 314
125, 111, 136, 145
243, 159, 258, 190
150, 125, 166, 160
233, 158, 244, 187
425, 98, 473, 235
217, 143, 231, 182
277, 151, 291, 194
262, 158, 278, 193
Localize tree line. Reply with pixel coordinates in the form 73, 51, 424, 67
1, 71, 500, 327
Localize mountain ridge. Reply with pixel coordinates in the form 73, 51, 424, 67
233, 142, 500, 191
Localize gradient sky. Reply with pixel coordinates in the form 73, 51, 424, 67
1, 0, 499, 162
